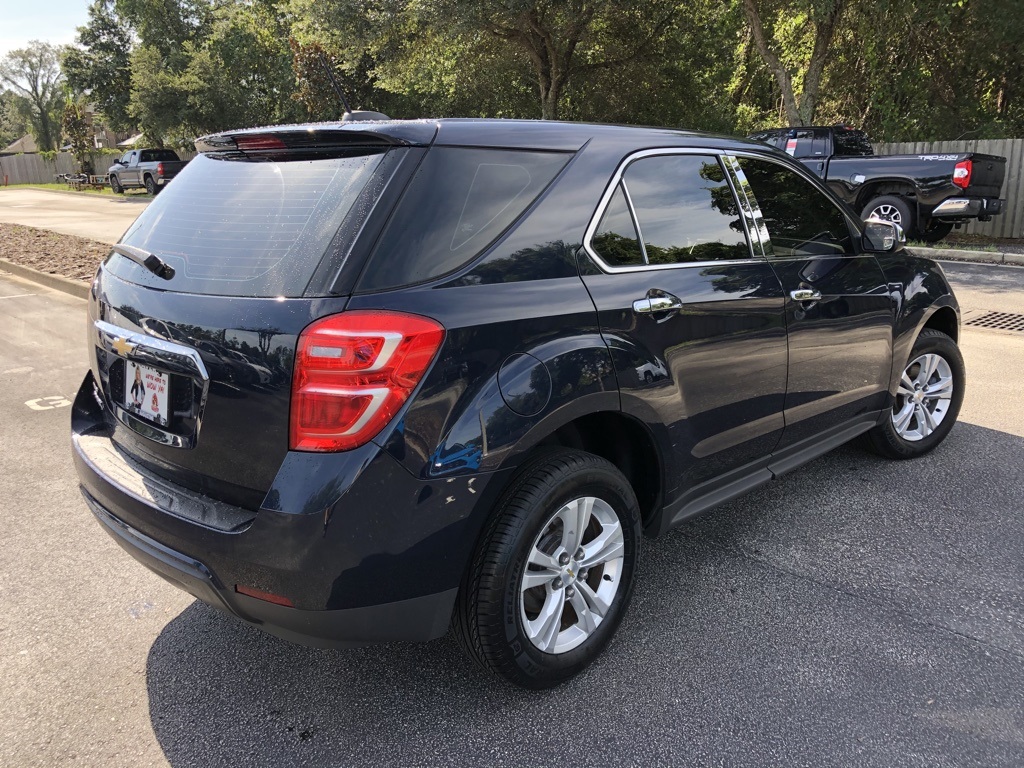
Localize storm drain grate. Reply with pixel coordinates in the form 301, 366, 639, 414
965, 312, 1024, 332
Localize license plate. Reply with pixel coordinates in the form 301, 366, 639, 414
124, 361, 170, 426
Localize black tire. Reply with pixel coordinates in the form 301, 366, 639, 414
861, 194, 914, 235
919, 221, 955, 243
453, 448, 641, 689
644, 371, 654, 384
865, 329, 965, 459
109, 175, 123, 194
144, 175, 157, 196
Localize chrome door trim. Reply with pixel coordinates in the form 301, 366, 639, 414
581, 147, 765, 275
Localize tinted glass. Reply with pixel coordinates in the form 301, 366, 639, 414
140, 149, 180, 162
110, 150, 387, 296
591, 183, 644, 267
623, 155, 748, 264
738, 157, 854, 257
833, 129, 874, 156
358, 148, 570, 291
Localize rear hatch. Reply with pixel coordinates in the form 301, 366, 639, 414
88, 124, 434, 509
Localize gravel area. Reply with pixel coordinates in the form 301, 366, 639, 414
0, 222, 108, 282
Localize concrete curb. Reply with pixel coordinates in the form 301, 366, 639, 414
908, 246, 1024, 266
0, 258, 89, 300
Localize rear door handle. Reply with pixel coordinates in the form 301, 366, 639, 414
633, 294, 684, 314
790, 288, 822, 302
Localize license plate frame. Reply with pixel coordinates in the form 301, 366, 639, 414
124, 360, 170, 427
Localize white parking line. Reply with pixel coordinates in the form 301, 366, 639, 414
0, 293, 36, 300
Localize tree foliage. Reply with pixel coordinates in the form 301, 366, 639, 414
35, 0, 1024, 145
0, 43, 64, 151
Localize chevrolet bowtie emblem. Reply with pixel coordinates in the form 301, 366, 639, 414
111, 336, 134, 357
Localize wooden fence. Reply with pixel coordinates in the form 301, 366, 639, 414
0, 149, 198, 187
874, 138, 1024, 239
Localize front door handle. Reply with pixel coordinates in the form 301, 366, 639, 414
633, 294, 684, 314
790, 288, 822, 302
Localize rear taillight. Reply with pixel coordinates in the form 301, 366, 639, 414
953, 159, 972, 189
156, 162, 164, 176
290, 311, 445, 452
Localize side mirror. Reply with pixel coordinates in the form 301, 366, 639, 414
862, 218, 905, 252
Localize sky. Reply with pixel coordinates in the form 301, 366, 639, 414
0, 0, 90, 59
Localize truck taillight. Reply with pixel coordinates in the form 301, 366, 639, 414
953, 159, 972, 189
156, 162, 164, 176
290, 311, 445, 452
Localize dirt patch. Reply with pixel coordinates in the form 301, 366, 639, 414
0, 223, 108, 282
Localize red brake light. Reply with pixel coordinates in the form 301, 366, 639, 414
235, 135, 288, 152
156, 162, 164, 176
953, 159, 972, 189
290, 311, 445, 452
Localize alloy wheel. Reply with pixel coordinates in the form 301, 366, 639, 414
892, 352, 954, 441
519, 496, 625, 654
870, 204, 903, 225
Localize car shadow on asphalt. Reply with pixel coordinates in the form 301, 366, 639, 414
145, 422, 1024, 767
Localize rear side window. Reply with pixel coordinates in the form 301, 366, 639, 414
140, 149, 180, 162
622, 155, 749, 264
357, 148, 569, 291
109, 151, 387, 297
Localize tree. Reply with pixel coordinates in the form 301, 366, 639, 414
62, 98, 94, 173
741, 0, 846, 126
62, 1, 135, 133
0, 42, 65, 151
0, 90, 29, 148
426, 0, 679, 119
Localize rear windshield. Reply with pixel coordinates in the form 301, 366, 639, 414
140, 149, 180, 162
109, 151, 387, 297
833, 130, 873, 156
356, 147, 570, 292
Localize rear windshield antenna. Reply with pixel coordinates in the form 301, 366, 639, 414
317, 51, 352, 116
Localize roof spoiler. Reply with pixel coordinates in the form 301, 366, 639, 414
194, 121, 437, 154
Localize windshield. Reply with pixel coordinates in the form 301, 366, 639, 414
108, 150, 388, 297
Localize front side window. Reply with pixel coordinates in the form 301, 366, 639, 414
622, 155, 749, 265
737, 157, 854, 258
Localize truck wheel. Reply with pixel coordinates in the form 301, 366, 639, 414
453, 448, 640, 689
109, 176, 123, 194
144, 175, 157, 196
919, 221, 954, 243
862, 195, 914, 234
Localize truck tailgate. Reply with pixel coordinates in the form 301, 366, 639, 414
966, 153, 1005, 198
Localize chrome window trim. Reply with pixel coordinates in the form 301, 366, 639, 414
582, 147, 764, 274
618, 180, 649, 265
722, 149, 863, 258
94, 319, 210, 448
720, 154, 770, 259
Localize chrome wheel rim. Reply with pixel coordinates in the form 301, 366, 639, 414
519, 496, 625, 654
892, 353, 954, 441
870, 203, 902, 225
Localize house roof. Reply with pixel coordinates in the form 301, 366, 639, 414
1, 134, 38, 154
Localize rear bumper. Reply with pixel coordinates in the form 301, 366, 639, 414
71, 371, 506, 648
82, 489, 455, 647
930, 197, 1004, 220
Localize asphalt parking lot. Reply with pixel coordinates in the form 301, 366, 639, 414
1, 261, 1023, 767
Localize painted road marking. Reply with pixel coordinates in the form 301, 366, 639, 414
0, 294, 37, 300
2, 366, 33, 374
25, 395, 71, 410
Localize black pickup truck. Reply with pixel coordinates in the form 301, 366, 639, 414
748, 126, 1006, 241
107, 148, 188, 195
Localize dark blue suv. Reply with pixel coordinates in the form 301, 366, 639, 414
72, 119, 965, 689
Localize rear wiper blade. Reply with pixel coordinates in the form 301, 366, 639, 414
111, 243, 175, 280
